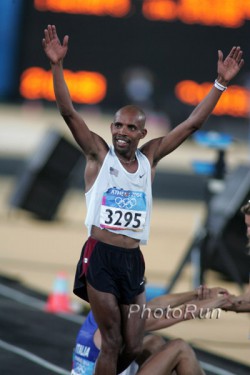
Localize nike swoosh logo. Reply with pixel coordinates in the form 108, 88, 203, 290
139, 173, 145, 178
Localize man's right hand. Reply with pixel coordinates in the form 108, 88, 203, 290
42, 24, 69, 64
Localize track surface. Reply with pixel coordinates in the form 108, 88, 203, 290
0, 276, 250, 375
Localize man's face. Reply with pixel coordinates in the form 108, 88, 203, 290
110, 109, 147, 155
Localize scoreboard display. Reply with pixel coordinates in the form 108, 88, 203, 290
13, 0, 250, 123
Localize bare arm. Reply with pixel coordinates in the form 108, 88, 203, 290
144, 286, 229, 331
145, 295, 229, 331
147, 286, 229, 310
141, 46, 244, 167
147, 290, 198, 311
42, 25, 108, 160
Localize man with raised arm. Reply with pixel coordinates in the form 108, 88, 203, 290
42, 24, 244, 375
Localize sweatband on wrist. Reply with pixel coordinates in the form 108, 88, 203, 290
214, 79, 227, 92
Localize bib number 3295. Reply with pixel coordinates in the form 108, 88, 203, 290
100, 188, 147, 231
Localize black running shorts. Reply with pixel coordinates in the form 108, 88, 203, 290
73, 237, 145, 304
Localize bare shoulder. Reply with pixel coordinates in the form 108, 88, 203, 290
140, 137, 164, 166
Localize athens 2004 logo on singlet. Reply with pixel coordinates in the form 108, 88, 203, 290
100, 187, 147, 231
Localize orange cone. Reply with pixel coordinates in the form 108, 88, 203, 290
45, 271, 73, 313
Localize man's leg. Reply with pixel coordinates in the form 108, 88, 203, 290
136, 334, 167, 367
172, 339, 205, 375
87, 283, 122, 375
117, 291, 146, 374
137, 338, 205, 375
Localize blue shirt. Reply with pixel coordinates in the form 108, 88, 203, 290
71, 311, 139, 375
71, 311, 100, 375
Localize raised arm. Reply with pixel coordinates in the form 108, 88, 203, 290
42, 25, 108, 160
142, 46, 244, 169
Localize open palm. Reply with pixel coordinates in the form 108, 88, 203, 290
217, 46, 244, 83
42, 25, 68, 64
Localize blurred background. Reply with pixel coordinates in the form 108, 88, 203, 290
0, 0, 250, 371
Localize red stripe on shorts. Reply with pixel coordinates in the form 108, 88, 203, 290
82, 237, 98, 275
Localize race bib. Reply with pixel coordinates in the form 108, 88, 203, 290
71, 355, 95, 375
100, 188, 147, 231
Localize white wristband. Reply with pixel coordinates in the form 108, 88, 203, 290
214, 79, 227, 92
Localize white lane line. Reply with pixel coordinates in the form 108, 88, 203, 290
0, 283, 45, 309
200, 360, 239, 375
0, 339, 70, 375
0, 283, 83, 323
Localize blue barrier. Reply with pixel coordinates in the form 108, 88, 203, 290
145, 285, 166, 301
